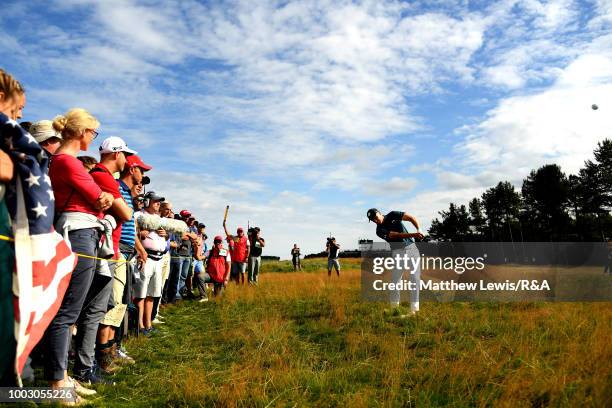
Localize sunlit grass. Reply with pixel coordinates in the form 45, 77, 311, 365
79, 258, 611, 407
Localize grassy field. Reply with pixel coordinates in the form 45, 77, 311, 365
68, 259, 611, 406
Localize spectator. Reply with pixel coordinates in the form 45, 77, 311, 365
29, 120, 63, 155
76, 156, 97, 171
44, 108, 114, 389
199, 235, 230, 298
158, 201, 174, 308
86, 137, 135, 375
291, 244, 301, 271
223, 222, 249, 285
134, 191, 167, 335
192, 224, 209, 301
11, 88, 25, 121
0, 69, 25, 386
182, 215, 199, 298
133, 194, 145, 212
326, 238, 341, 277
101, 154, 151, 366
247, 227, 265, 284
167, 209, 197, 303
19, 121, 32, 132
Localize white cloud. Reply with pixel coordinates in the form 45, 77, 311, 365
3, 0, 612, 256
454, 52, 612, 190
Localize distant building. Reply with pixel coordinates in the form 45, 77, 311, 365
358, 239, 374, 251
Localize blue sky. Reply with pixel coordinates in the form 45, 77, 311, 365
1, 0, 611, 258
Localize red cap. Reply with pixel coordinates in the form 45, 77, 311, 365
237, 227, 244, 232
179, 210, 191, 218
127, 155, 152, 171
214, 235, 223, 242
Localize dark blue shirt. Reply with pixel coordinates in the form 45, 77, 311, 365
376, 211, 414, 248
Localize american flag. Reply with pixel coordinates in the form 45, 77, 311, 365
1, 113, 77, 380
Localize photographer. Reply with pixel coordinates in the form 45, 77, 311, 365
326, 237, 341, 277
291, 244, 301, 271
247, 227, 265, 284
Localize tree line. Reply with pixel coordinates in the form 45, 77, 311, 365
428, 139, 612, 242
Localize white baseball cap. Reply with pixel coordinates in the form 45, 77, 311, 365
30, 120, 63, 143
99, 136, 137, 155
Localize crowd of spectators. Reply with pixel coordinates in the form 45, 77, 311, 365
0, 68, 265, 404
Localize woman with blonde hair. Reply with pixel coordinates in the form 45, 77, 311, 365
43, 108, 115, 391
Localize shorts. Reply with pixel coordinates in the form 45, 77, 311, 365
160, 252, 171, 284
133, 258, 163, 299
231, 262, 247, 277
328, 258, 340, 271
100, 254, 128, 327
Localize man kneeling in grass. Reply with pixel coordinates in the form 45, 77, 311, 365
195, 235, 230, 300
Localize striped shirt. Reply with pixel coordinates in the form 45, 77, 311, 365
118, 179, 136, 249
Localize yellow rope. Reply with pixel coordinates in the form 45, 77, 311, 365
1, 234, 195, 263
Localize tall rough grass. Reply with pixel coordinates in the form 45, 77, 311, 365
88, 258, 610, 407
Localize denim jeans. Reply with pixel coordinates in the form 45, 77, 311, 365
248, 256, 261, 283
167, 256, 191, 302
43, 228, 99, 381
73, 270, 113, 375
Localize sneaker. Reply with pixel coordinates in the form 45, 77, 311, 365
139, 328, 151, 337
73, 367, 115, 386
114, 348, 135, 365
198, 297, 209, 303
67, 376, 97, 396
156, 314, 165, 320
152, 318, 165, 324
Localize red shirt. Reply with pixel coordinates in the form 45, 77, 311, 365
90, 163, 123, 258
232, 235, 249, 263
207, 246, 229, 283
49, 154, 102, 217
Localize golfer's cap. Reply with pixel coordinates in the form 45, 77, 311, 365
179, 210, 191, 218
214, 235, 223, 242
237, 227, 244, 232
126, 155, 152, 171
99, 136, 137, 155
144, 191, 164, 202
141, 175, 150, 185
30, 120, 62, 143
367, 208, 379, 222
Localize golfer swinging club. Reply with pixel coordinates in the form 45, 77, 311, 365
367, 208, 424, 315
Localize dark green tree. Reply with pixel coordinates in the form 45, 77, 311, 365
468, 197, 486, 239
427, 203, 470, 241
482, 181, 521, 241
521, 164, 571, 240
